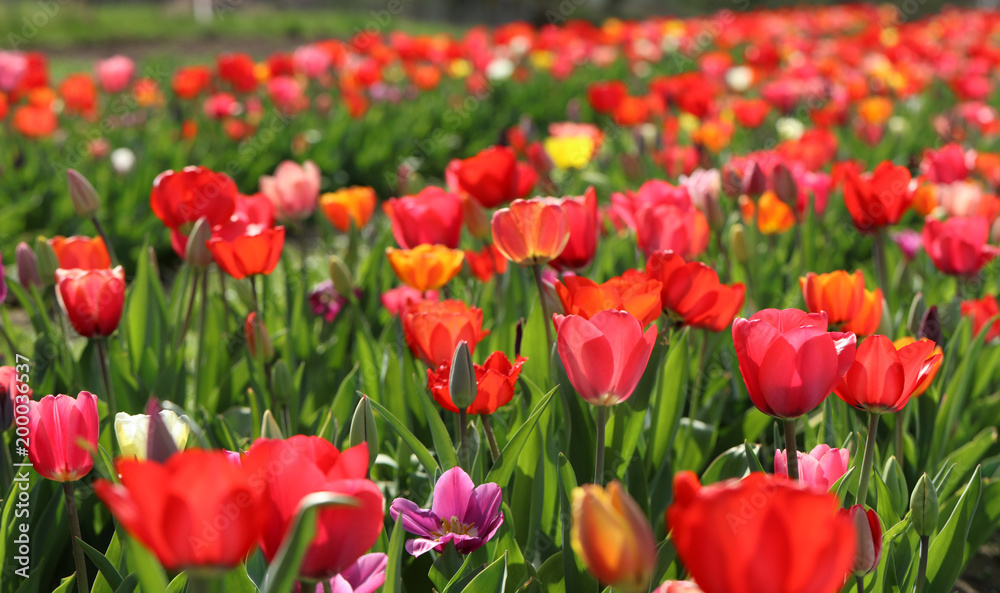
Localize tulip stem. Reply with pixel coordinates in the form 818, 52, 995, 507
894, 408, 906, 464
62, 482, 89, 593
482, 415, 501, 462
915, 535, 929, 593
872, 230, 890, 310
782, 418, 799, 480
856, 412, 881, 509
458, 408, 469, 467
91, 217, 119, 268
595, 406, 608, 485
175, 269, 201, 350
250, 275, 261, 318
95, 338, 117, 419
530, 264, 555, 362
0, 320, 17, 359
856, 575, 865, 593
322, 580, 334, 593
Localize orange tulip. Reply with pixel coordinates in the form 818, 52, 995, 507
319, 186, 376, 232
555, 270, 662, 327
207, 226, 285, 280
739, 191, 795, 234
48, 236, 112, 270
799, 270, 866, 326
571, 481, 656, 591
387, 245, 465, 292
892, 336, 943, 397
402, 300, 489, 367
843, 288, 884, 336
491, 198, 570, 266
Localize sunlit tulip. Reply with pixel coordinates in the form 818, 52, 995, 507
834, 335, 941, 413
390, 466, 503, 556
842, 288, 883, 336
646, 251, 745, 331
842, 505, 883, 576
841, 161, 912, 232
891, 337, 943, 396
297, 554, 388, 593
402, 300, 489, 367
960, 295, 1000, 341
732, 309, 856, 419
151, 166, 238, 233
554, 270, 662, 327
245, 437, 384, 579
207, 226, 285, 280
553, 310, 657, 406
95, 450, 266, 571
571, 481, 656, 592
384, 187, 463, 248
26, 391, 99, 482
667, 471, 856, 593
550, 187, 599, 271
115, 410, 190, 461
739, 191, 795, 235
491, 198, 571, 266
259, 160, 321, 222
635, 199, 710, 258
56, 266, 126, 338
774, 444, 850, 493
427, 351, 526, 414
48, 236, 111, 271
799, 270, 867, 325
319, 186, 376, 232
449, 145, 536, 208
386, 245, 465, 292
921, 215, 998, 276
544, 136, 596, 170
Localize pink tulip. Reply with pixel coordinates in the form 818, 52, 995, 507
25, 392, 99, 482
96, 55, 135, 94
0, 51, 27, 92
553, 310, 657, 406
842, 505, 883, 576
774, 444, 850, 492
267, 75, 304, 113
259, 160, 321, 222
299, 554, 388, 593
293, 44, 332, 79
921, 215, 999, 276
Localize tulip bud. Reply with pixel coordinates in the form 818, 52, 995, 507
66, 169, 100, 218
842, 505, 883, 575
729, 223, 749, 263
34, 237, 58, 286
918, 305, 943, 347
448, 341, 477, 410
16, 242, 41, 289
260, 408, 285, 439
910, 473, 939, 537
742, 161, 766, 197
184, 217, 214, 269
328, 254, 353, 296
772, 163, 798, 210
349, 395, 378, 469
270, 360, 295, 404
882, 456, 907, 516
245, 312, 274, 362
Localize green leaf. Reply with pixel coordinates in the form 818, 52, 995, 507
649, 329, 688, 470
76, 536, 124, 591
113, 575, 140, 593
52, 575, 76, 593
701, 444, 753, 484
484, 389, 555, 488
263, 492, 360, 593
924, 465, 982, 593
164, 573, 188, 593
126, 537, 169, 593
382, 517, 406, 593
461, 552, 508, 593
419, 389, 460, 471
223, 563, 260, 593
367, 396, 440, 476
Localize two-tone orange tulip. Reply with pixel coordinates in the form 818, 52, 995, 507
48, 236, 111, 270
554, 270, 662, 327
319, 186, 376, 232
843, 288, 884, 336
800, 270, 882, 334
739, 191, 795, 234
387, 245, 464, 292
571, 481, 656, 591
491, 198, 570, 266
892, 337, 943, 397
834, 335, 942, 413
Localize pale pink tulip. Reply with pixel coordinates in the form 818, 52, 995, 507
259, 160, 321, 221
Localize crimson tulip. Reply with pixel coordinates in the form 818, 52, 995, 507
549, 187, 599, 271
645, 251, 744, 331
150, 166, 238, 233
921, 215, 998, 276
667, 471, 856, 593
449, 145, 536, 209
491, 198, 570, 266
26, 391, 99, 482
94, 449, 266, 571
841, 161, 912, 232
834, 335, 941, 413
245, 437, 384, 580
384, 186, 463, 248
56, 266, 126, 338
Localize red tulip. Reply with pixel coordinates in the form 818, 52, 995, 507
56, 266, 126, 338
834, 335, 941, 413
960, 294, 1000, 341
645, 251, 745, 331
554, 270, 663, 328
921, 215, 998, 276
150, 166, 238, 233
553, 310, 657, 406
550, 187, 599, 271
586, 80, 627, 114
842, 505, 883, 576
667, 471, 856, 593
635, 200, 709, 259
449, 145, 536, 209
207, 226, 285, 280
491, 198, 571, 266
841, 161, 912, 232
94, 450, 266, 571
245, 437, 384, 580
384, 187, 463, 248
464, 244, 508, 283
428, 351, 527, 414
402, 299, 489, 367
26, 391, 99, 482
48, 236, 111, 270
732, 309, 856, 419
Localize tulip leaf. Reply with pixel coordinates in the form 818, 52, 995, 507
649, 328, 689, 470
744, 440, 765, 473
460, 552, 507, 593
164, 573, 187, 593
557, 453, 597, 593
76, 536, 124, 590
535, 552, 564, 592
126, 537, 169, 593
383, 517, 406, 593
701, 443, 756, 484
924, 465, 982, 593
367, 396, 440, 476
113, 575, 140, 593
484, 388, 555, 488
262, 492, 360, 593
418, 390, 460, 471
223, 563, 259, 593
52, 575, 76, 593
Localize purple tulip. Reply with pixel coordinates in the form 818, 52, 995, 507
299, 553, 388, 593
309, 280, 348, 323
891, 229, 922, 260
389, 466, 504, 557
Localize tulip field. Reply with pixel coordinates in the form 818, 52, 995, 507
4, 4, 1000, 593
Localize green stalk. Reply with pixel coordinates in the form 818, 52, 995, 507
95, 338, 117, 419
915, 535, 929, 593
783, 418, 799, 480
482, 415, 501, 462
531, 264, 555, 359
63, 482, 89, 593
856, 412, 881, 508
594, 406, 608, 485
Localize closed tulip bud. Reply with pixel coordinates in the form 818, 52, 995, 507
742, 161, 767, 197
184, 217, 213, 268
883, 456, 908, 516
328, 254, 353, 296
349, 396, 378, 469
270, 359, 295, 404
115, 409, 190, 461
448, 341, 477, 410
571, 481, 656, 591
245, 312, 274, 362
918, 305, 943, 346
34, 237, 58, 285
16, 242, 41, 289
772, 162, 798, 210
910, 473, 939, 537
842, 505, 883, 575
67, 169, 100, 218
729, 223, 749, 263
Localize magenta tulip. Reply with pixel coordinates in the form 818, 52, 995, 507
26, 391, 99, 482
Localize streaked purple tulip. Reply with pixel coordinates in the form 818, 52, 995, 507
309, 279, 348, 323
389, 466, 503, 557
774, 444, 850, 492
299, 553, 388, 593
